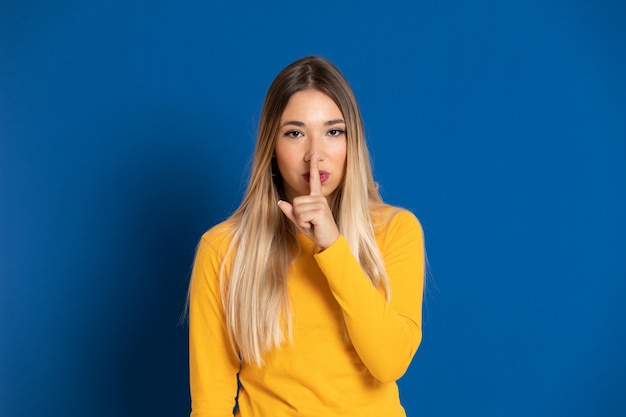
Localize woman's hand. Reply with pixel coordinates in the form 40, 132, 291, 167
278, 155, 340, 250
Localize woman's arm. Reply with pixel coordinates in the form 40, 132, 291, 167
189, 232, 241, 417
314, 209, 425, 382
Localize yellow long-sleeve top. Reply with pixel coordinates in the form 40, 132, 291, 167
189, 207, 424, 417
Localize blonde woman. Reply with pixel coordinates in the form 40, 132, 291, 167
188, 56, 425, 417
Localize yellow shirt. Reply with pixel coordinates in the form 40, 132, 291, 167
189, 208, 424, 417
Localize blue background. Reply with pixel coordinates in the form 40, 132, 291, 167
1, 1, 625, 416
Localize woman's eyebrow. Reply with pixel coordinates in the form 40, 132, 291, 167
281, 120, 305, 127
280, 119, 345, 128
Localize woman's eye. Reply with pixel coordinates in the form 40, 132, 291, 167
328, 129, 345, 137
285, 130, 303, 138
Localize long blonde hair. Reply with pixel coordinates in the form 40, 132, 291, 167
221, 56, 390, 366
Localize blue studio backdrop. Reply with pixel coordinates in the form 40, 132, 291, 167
1, 1, 625, 416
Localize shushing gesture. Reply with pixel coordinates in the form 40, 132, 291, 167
278, 154, 340, 250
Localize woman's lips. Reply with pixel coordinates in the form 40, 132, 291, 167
303, 170, 330, 183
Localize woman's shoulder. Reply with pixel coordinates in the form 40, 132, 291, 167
371, 203, 421, 230
198, 219, 236, 255
371, 204, 424, 251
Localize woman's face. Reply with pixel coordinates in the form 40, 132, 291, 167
274, 89, 347, 202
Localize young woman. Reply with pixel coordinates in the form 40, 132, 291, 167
188, 56, 425, 417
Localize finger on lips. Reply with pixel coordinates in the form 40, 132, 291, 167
309, 154, 322, 196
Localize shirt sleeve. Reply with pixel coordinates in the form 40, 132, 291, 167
314, 209, 425, 383
188, 233, 241, 417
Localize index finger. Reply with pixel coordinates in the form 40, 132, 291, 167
309, 154, 322, 196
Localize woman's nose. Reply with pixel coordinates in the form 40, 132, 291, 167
304, 136, 322, 162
